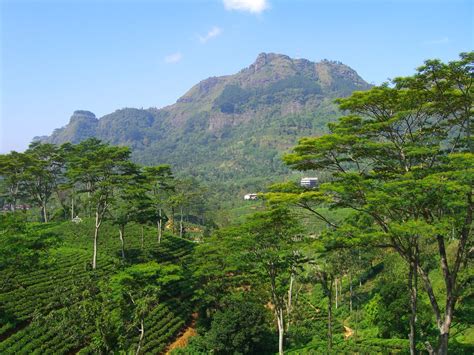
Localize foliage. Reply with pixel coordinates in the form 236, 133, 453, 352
1, 53, 473, 355
278, 52, 473, 353
0, 219, 195, 354
199, 295, 275, 354
0, 214, 59, 273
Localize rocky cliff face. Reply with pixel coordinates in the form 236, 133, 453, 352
40, 53, 370, 187
46, 111, 98, 145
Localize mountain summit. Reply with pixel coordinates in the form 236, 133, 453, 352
40, 53, 370, 190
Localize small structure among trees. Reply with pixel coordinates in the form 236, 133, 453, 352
244, 193, 258, 200
300, 177, 318, 188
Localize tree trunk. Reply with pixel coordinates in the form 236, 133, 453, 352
417, 262, 454, 355
87, 189, 91, 218
349, 272, 353, 313
171, 206, 175, 234
136, 318, 144, 355
434, 302, 453, 355
276, 307, 284, 355
71, 195, 74, 220
335, 278, 338, 309
141, 226, 144, 249
436, 330, 449, 355
179, 205, 184, 238
119, 225, 125, 260
158, 209, 162, 244
270, 263, 285, 355
10, 196, 16, 212
42, 201, 48, 223
328, 277, 334, 351
408, 242, 419, 355
287, 272, 295, 331
93, 211, 100, 270
408, 258, 417, 355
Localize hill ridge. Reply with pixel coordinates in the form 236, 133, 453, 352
38, 53, 371, 193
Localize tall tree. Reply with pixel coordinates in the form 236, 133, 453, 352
281, 53, 473, 354
168, 177, 210, 238
0, 151, 29, 211
143, 165, 174, 243
67, 138, 132, 269
242, 207, 305, 355
22, 142, 64, 222
109, 164, 147, 260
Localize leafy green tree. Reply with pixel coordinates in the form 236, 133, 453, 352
143, 165, 174, 243
66, 138, 133, 269
108, 262, 183, 354
0, 151, 29, 211
21, 142, 64, 222
169, 177, 208, 238
192, 225, 253, 327
192, 207, 304, 355
203, 295, 275, 354
109, 164, 149, 260
241, 207, 305, 355
280, 53, 473, 354
366, 276, 433, 340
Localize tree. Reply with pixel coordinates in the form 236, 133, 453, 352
191, 225, 253, 327
241, 207, 305, 355
143, 165, 174, 243
169, 178, 202, 238
311, 250, 344, 351
281, 53, 473, 354
21, 142, 64, 222
203, 295, 275, 354
109, 164, 149, 260
67, 138, 133, 269
0, 151, 29, 211
108, 262, 183, 354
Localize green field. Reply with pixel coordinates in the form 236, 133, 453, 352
0, 219, 195, 354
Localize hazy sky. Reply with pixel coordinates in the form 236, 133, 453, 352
1, 0, 472, 153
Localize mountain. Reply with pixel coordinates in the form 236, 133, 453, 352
39, 53, 371, 194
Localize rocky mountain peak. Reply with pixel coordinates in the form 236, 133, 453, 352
69, 110, 98, 124
252, 52, 291, 68
40, 52, 371, 177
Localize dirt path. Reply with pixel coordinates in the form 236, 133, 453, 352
165, 313, 198, 354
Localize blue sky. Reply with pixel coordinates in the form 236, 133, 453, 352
1, 0, 472, 152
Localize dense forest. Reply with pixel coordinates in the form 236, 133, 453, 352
0, 53, 473, 355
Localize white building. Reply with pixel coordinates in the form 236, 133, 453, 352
300, 177, 319, 188
244, 193, 258, 200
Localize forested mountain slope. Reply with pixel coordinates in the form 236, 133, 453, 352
39, 53, 371, 188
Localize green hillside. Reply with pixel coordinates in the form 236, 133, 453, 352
0, 219, 195, 354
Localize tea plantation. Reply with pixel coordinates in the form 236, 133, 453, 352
0, 219, 195, 354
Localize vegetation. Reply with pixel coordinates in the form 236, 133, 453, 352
1, 53, 472, 354
0, 138, 207, 353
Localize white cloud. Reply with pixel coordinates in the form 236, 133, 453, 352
423, 36, 449, 45
164, 52, 183, 64
199, 26, 222, 43
223, 0, 269, 14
